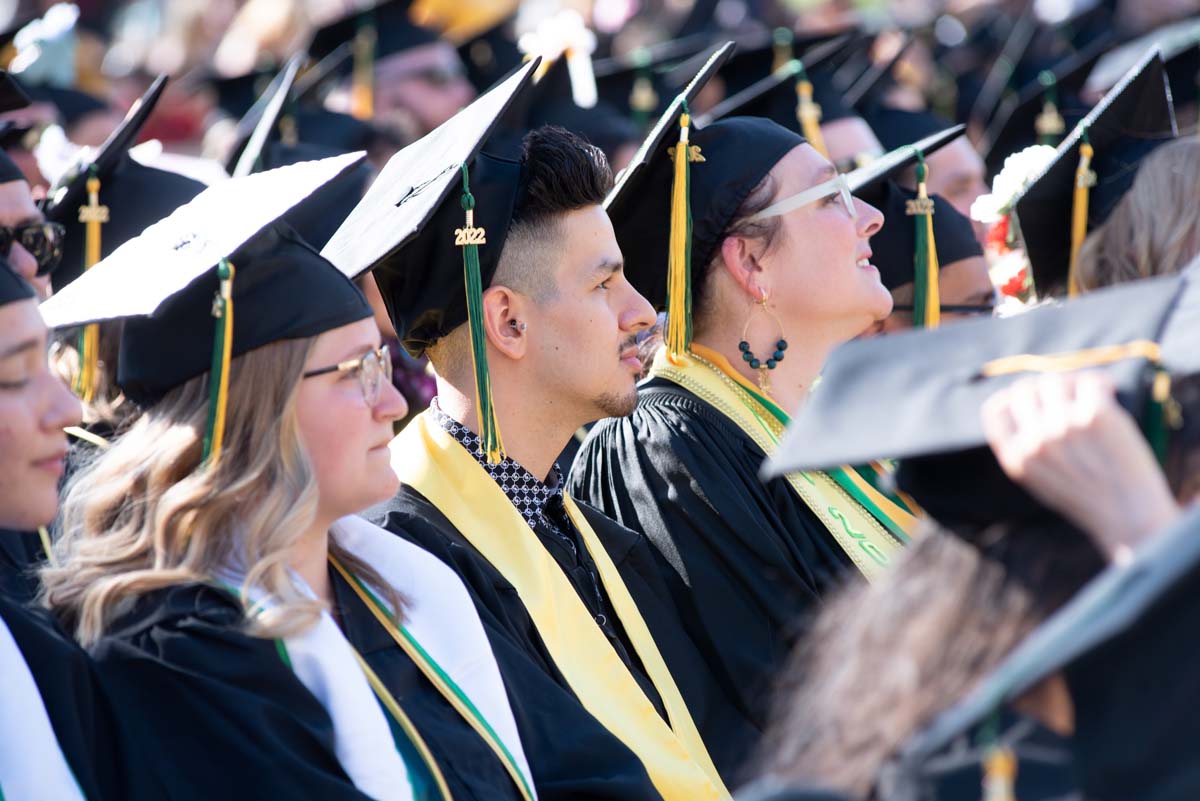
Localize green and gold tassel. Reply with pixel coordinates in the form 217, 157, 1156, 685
1145, 368, 1183, 466
629, 51, 659, 132
1034, 69, 1066, 144
794, 62, 829, 159
771, 27, 793, 73
74, 166, 108, 402
1068, 131, 1096, 297
907, 153, 941, 329
665, 102, 702, 363
202, 258, 235, 466
350, 14, 377, 121
457, 164, 506, 464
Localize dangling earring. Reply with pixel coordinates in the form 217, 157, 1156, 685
738, 289, 788, 394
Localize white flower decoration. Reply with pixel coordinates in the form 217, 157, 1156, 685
970, 144, 1058, 223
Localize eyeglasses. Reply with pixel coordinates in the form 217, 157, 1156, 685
302, 344, 393, 406
4, 222, 67, 276
892, 303, 996, 317
742, 172, 857, 223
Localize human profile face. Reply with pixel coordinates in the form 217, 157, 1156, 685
524, 205, 656, 424
0, 298, 81, 529
295, 318, 408, 522
754, 144, 891, 342
0, 180, 49, 297
374, 42, 476, 134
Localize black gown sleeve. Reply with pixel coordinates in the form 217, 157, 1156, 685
90, 583, 376, 801
569, 382, 853, 743
0, 529, 48, 604
368, 489, 666, 801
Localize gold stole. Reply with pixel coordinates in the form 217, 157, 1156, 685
391, 413, 729, 801
647, 346, 905, 581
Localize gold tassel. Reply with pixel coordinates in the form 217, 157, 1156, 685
350, 23, 377, 120
665, 107, 700, 363
771, 27, 793, 73
982, 746, 1017, 801
1068, 137, 1096, 298
907, 157, 941, 329
796, 74, 829, 159
75, 170, 108, 403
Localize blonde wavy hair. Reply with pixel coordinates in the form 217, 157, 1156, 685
1076, 138, 1200, 292
42, 336, 401, 647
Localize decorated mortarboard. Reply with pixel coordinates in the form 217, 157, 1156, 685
980, 36, 1113, 177
321, 60, 540, 462
0, 260, 34, 306
1014, 48, 1177, 298
456, 14, 523, 93
1087, 18, 1200, 109
763, 271, 1190, 528
40, 152, 370, 466
694, 35, 850, 158
309, 0, 443, 121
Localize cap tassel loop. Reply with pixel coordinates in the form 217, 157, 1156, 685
457, 164, 506, 464
202, 259, 235, 466
795, 65, 829, 159
665, 104, 701, 364
1068, 133, 1096, 298
907, 154, 941, 329
74, 167, 108, 403
350, 17, 377, 121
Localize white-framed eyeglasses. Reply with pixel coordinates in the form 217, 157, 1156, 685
742, 172, 857, 223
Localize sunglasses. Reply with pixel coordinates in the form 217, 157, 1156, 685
302, 344, 393, 406
743, 172, 858, 223
3, 222, 67, 276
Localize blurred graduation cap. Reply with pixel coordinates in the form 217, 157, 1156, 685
969, 10, 1041, 128
693, 35, 850, 155
207, 65, 278, 121
591, 35, 715, 127
980, 36, 1112, 177
1014, 48, 1176, 297
457, 14, 522, 93
763, 270, 1190, 529
321, 60, 540, 462
309, 0, 446, 120
861, 106, 953, 152
1087, 17, 1200, 110
43, 75, 205, 292
893, 500, 1200, 799
20, 82, 109, 130
843, 33, 914, 111
40, 152, 370, 464
0, 260, 34, 306
0, 69, 30, 112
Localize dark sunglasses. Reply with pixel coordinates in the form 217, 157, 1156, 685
3, 221, 68, 276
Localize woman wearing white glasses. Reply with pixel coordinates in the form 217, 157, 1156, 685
572, 106, 942, 772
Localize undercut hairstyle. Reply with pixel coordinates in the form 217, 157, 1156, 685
491, 125, 614, 301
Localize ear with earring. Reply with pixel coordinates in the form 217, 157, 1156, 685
737, 289, 788, 393
508, 320, 527, 332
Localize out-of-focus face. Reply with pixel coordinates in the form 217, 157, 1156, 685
374, 42, 476, 134
0, 180, 50, 297
877, 255, 997, 333
920, 138, 989, 245
522, 205, 656, 424
822, 116, 884, 173
0, 298, 81, 529
761, 144, 891, 341
296, 318, 408, 522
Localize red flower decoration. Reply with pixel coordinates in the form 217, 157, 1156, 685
1001, 267, 1028, 298
987, 214, 1011, 253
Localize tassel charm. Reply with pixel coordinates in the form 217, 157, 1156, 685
795, 65, 829, 159
1068, 135, 1096, 297
203, 259, 235, 466
458, 164, 506, 464
665, 105, 697, 363
982, 745, 1017, 801
1034, 70, 1066, 142
907, 154, 941, 329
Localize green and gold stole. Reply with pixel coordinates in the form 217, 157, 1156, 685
647, 345, 919, 581
391, 413, 730, 801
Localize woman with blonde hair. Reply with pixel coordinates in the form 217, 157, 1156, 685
40, 156, 537, 801
1075, 139, 1200, 291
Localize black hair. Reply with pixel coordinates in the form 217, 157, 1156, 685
515, 125, 613, 225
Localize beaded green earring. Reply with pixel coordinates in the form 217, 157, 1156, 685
738, 289, 788, 393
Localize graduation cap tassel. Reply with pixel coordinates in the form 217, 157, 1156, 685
908, 154, 941, 329
629, 60, 659, 132
202, 259, 235, 466
795, 65, 829, 159
665, 104, 699, 363
1146, 369, 1183, 466
1068, 133, 1096, 298
350, 19, 377, 121
1034, 69, 1066, 145
458, 164, 506, 464
74, 167, 108, 403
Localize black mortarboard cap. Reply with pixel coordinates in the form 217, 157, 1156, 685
1086, 17, 1200, 101
39, 153, 371, 409
867, 181, 983, 290
0, 147, 24, 183
309, 0, 441, 66
208, 66, 277, 120
763, 271, 1188, 528
981, 36, 1112, 177
21, 83, 108, 128
0, 260, 33, 306
226, 55, 303, 178
861, 106, 953, 152
43, 75, 205, 292
0, 69, 30, 113
259, 140, 373, 251
592, 36, 714, 123
457, 15, 523, 93
844, 34, 914, 111
1015, 48, 1176, 297
968, 10, 1041, 128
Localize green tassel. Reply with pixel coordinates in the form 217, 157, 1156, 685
459, 164, 506, 464
909, 154, 940, 329
202, 258, 234, 464
1144, 369, 1182, 467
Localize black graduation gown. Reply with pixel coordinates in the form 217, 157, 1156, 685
90, 583, 377, 801
0, 590, 124, 801
329, 567, 524, 801
568, 379, 857, 769
0, 528, 47, 603
368, 487, 744, 800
